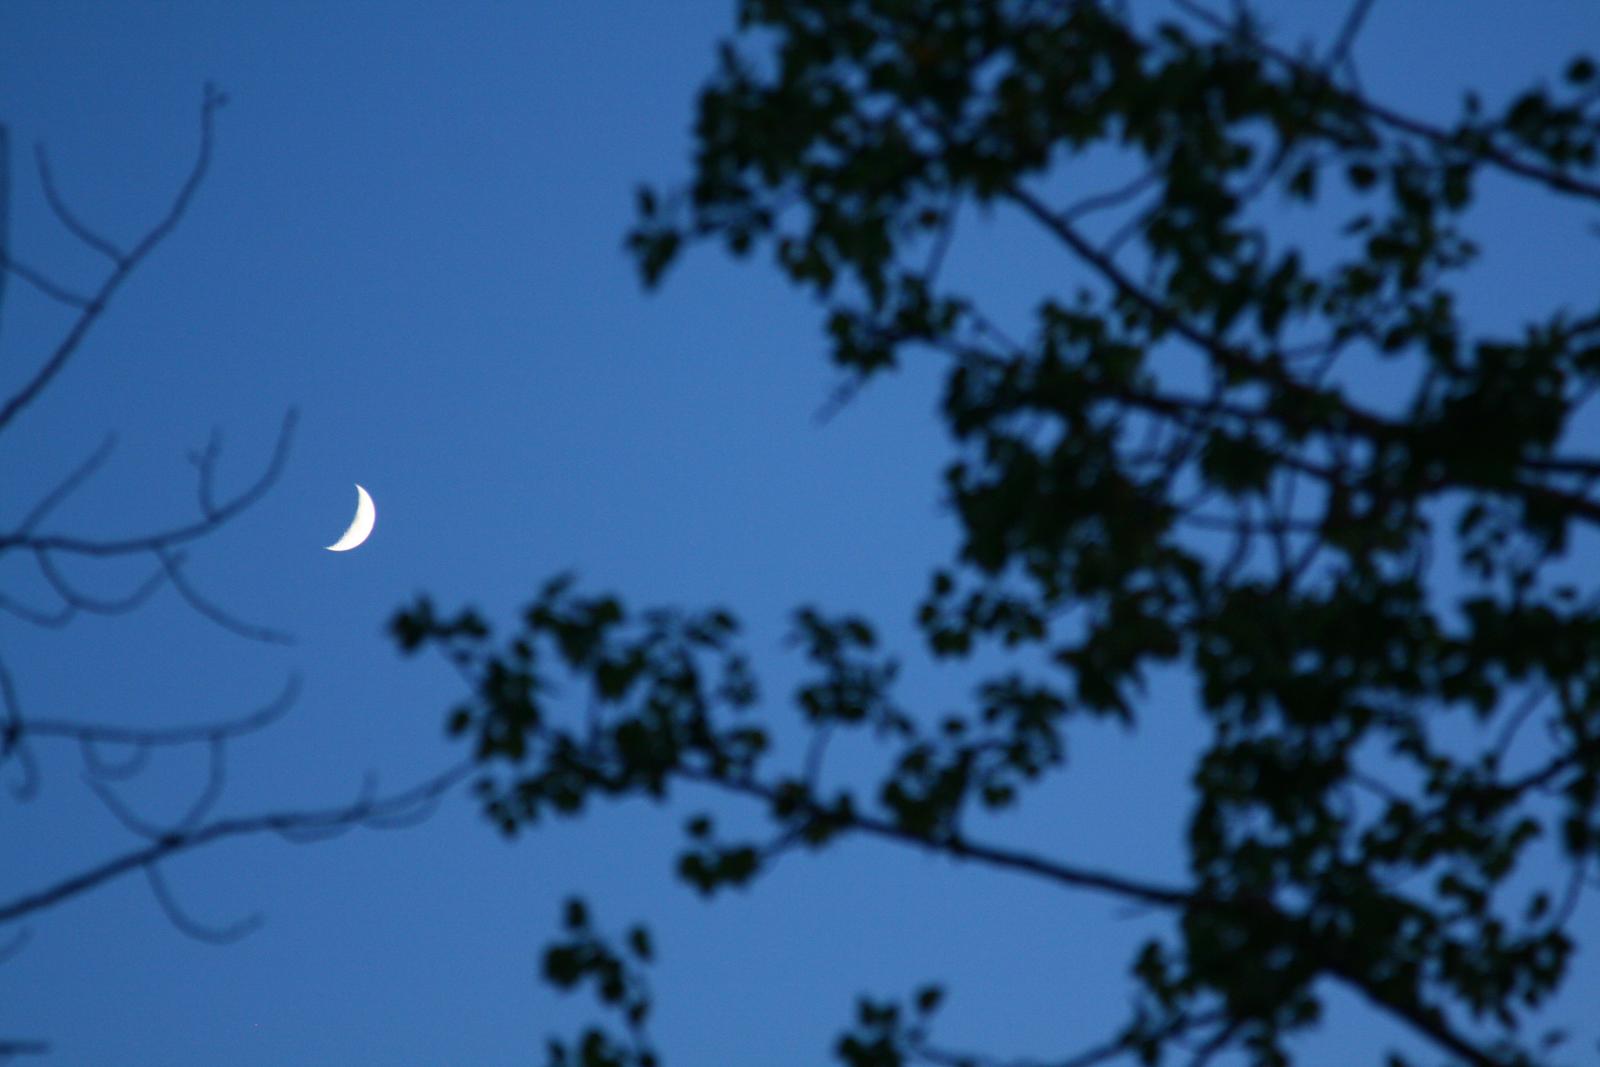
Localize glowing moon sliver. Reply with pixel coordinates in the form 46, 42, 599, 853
325, 484, 376, 552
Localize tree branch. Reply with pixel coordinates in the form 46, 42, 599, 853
0, 762, 472, 929
0, 85, 223, 437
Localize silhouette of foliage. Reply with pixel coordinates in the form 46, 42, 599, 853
397, 3, 1600, 1065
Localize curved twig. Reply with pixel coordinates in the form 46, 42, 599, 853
0, 653, 40, 802
0, 85, 224, 437
25, 672, 300, 751
16, 434, 116, 535
144, 862, 261, 945
1, 408, 297, 560
0, 762, 472, 929
34, 548, 165, 616
156, 547, 293, 645
34, 141, 127, 263
78, 737, 150, 782
0, 257, 91, 308
0, 928, 28, 964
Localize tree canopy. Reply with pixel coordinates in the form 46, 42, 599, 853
395, 3, 1600, 1065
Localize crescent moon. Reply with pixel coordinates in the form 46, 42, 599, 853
325, 484, 376, 552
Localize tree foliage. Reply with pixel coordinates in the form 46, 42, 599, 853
396, 4, 1600, 1065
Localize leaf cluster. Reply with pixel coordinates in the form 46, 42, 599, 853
415, 3, 1600, 1065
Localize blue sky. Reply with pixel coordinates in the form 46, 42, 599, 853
2, 3, 1598, 1065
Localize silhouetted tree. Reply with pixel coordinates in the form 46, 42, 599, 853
396, 4, 1600, 1065
0, 87, 464, 1059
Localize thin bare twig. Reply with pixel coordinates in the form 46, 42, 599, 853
0, 85, 224, 437
1, 408, 297, 559
34, 548, 165, 616
1324, 0, 1377, 77
16, 433, 116, 534
144, 862, 261, 945
909, 1008, 1230, 1067
189, 428, 223, 519
34, 142, 127, 263
0, 1039, 50, 1060
155, 547, 293, 645
0, 591, 74, 628
1060, 169, 1160, 226
0, 761, 472, 929
0, 928, 28, 965
0, 652, 40, 801
25, 672, 299, 751
0, 257, 91, 308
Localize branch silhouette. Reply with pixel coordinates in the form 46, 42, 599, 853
0, 86, 459, 1054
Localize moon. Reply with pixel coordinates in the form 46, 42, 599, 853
325, 484, 376, 552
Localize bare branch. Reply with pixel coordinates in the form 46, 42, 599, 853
33, 142, 127, 263
0, 653, 40, 802
0, 85, 224, 437
0, 1039, 50, 1060
155, 547, 292, 645
85, 777, 170, 841
25, 672, 299, 751
1059, 169, 1160, 226
1491, 685, 1550, 766
0, 762, 472, 929
16, 433, 116, 535
0, 257, 91, 308
78, 737, 150, 782
32, 678, 301, 881
144, 862, 260, 945
0, 928, 28, 965
188, 428, 223, 519
34, 548, 165, 617
1324, 0, 1377, 76
0, 591, 74, 628
1, 407, 297, 560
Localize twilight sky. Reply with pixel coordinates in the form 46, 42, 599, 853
3, 4, 1598, 1065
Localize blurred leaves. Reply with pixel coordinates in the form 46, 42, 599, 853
404, 3, 1600, 1065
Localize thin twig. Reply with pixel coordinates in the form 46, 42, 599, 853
0, 652, 40, 801
155, 547, 293, 645
0, 928, 28, 964
1060, 169, 1160, 226
144, 862, 261, 945
189, 428, 223, 519
0, 1039, 50, 1059
34, 142, 127, 263
1, 408, 297, 559
16, 433, 116, 534
34, 548, 165, 616
1324, 0, 1377, 76
0, 591, 74, 628
0, 761, 472, 928
26, 672, 299, 750
0, 86, 224, 437
0, 257, 91, 308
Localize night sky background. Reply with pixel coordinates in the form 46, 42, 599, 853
3, 4, 1598, 1064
